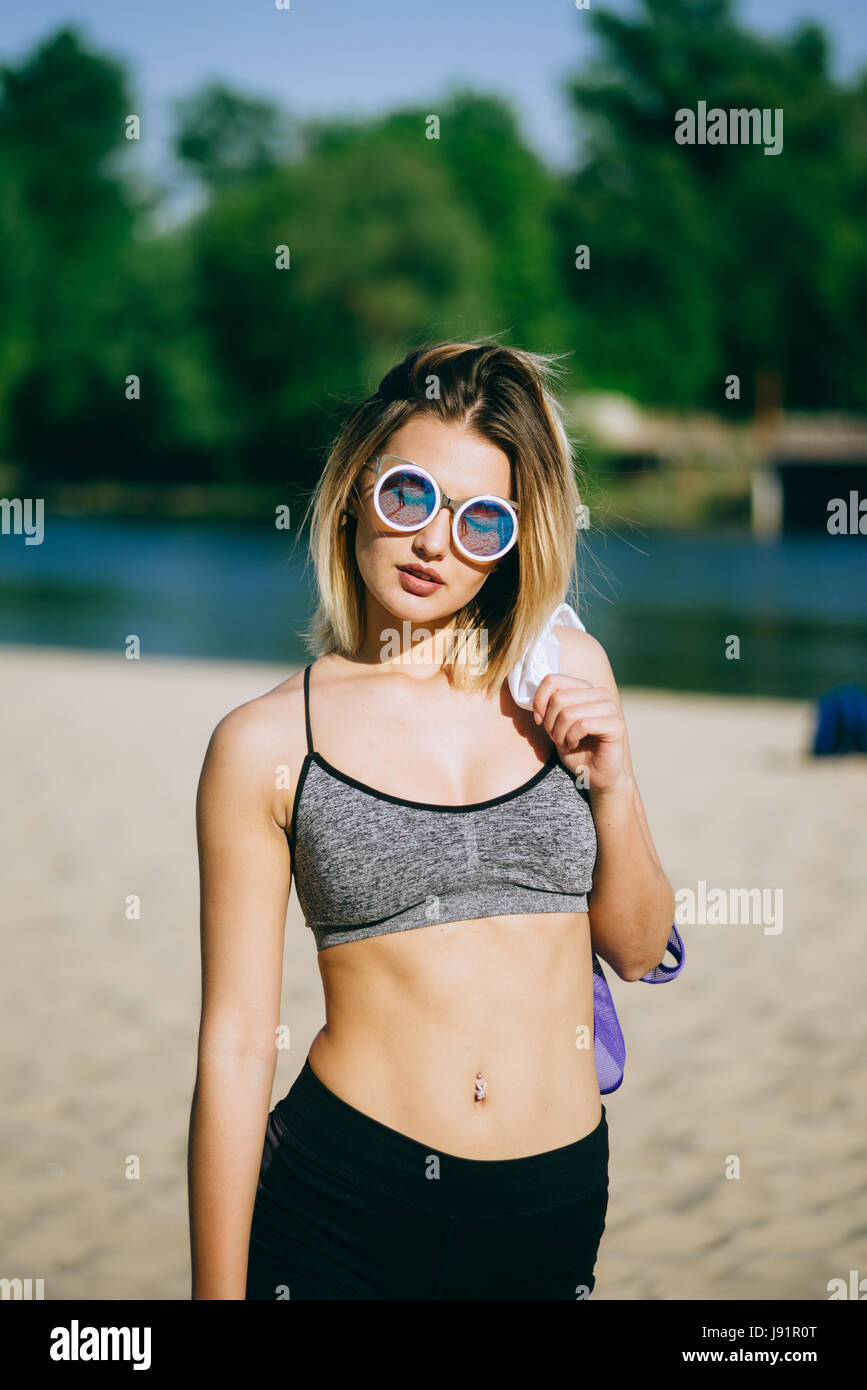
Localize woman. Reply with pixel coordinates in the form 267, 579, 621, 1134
188, 340, 675, 1300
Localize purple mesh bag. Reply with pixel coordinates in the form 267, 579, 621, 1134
593, 923, 685, 1094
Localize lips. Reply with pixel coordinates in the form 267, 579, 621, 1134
398, 564, 443, 585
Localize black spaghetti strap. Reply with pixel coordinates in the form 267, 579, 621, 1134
303, 664, 314, 754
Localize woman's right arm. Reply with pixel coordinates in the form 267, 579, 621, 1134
188, 700, 294, 1300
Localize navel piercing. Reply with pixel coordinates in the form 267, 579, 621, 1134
474, 1072, 487, 1103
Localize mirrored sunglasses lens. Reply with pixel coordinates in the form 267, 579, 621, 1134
457, 501, 515, 557
378, 469, 436, 527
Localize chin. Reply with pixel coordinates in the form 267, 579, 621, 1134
388, 589, 457, 621
364, 578, 456, 625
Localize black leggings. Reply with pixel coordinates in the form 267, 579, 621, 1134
246, 1058, 609, 1300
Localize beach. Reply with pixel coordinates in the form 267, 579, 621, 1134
1, 643, 864, 1300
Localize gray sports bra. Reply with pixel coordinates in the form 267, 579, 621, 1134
288, 663, 598, 949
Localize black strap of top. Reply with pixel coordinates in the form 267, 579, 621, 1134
303, 664, 314, 754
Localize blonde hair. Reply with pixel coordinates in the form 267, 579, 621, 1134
301, 338, 586, 695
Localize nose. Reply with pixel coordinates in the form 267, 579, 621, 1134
411, 504, 451, 558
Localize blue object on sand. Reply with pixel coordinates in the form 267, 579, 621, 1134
811, 682, 867, 755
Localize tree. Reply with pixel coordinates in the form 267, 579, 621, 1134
558, 0, 866, 410
174, 83, 296, 190
187, 130, 494, 482
0, 28, 228, 480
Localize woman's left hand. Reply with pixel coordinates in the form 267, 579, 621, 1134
532, 672, 629, 796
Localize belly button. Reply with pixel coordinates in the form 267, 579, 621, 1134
473, 1072, 487, 1103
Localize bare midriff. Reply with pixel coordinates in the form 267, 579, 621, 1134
306, 909, 601, 1161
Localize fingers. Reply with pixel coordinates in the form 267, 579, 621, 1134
533, 680, 618, 728
534, 672, 594, 699
551, 711, 625, 751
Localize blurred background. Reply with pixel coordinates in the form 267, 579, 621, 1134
1, 0, 865, 1304
0, 0, 865, 691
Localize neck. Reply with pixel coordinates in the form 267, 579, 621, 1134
354, 592, 452, 670
353, 593, 489, 679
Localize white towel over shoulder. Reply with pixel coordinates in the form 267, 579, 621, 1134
507, 601, 586, 711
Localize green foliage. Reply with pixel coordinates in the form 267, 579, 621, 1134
174, 82, 296, 189
378, 91, 576, 349
0, 3, 865, 490
0, 28, 139, 473
187, 131, 494, 483
558, 0, 867, 411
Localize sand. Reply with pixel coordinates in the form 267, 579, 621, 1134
1, 643, 864, 1300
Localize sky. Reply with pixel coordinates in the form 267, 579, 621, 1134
3, 0, 865, 203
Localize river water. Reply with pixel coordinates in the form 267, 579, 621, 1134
0, 516, 863, 699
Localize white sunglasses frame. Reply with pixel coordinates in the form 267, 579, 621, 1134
366, 455, 520, 563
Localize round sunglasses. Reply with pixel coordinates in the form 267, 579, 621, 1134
364, 455, 519, 562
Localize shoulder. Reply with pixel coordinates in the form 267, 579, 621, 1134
554, 625, 613, 681
197, 665, 311, 818
207, 667, 307, 758
554, 625, 626, 710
